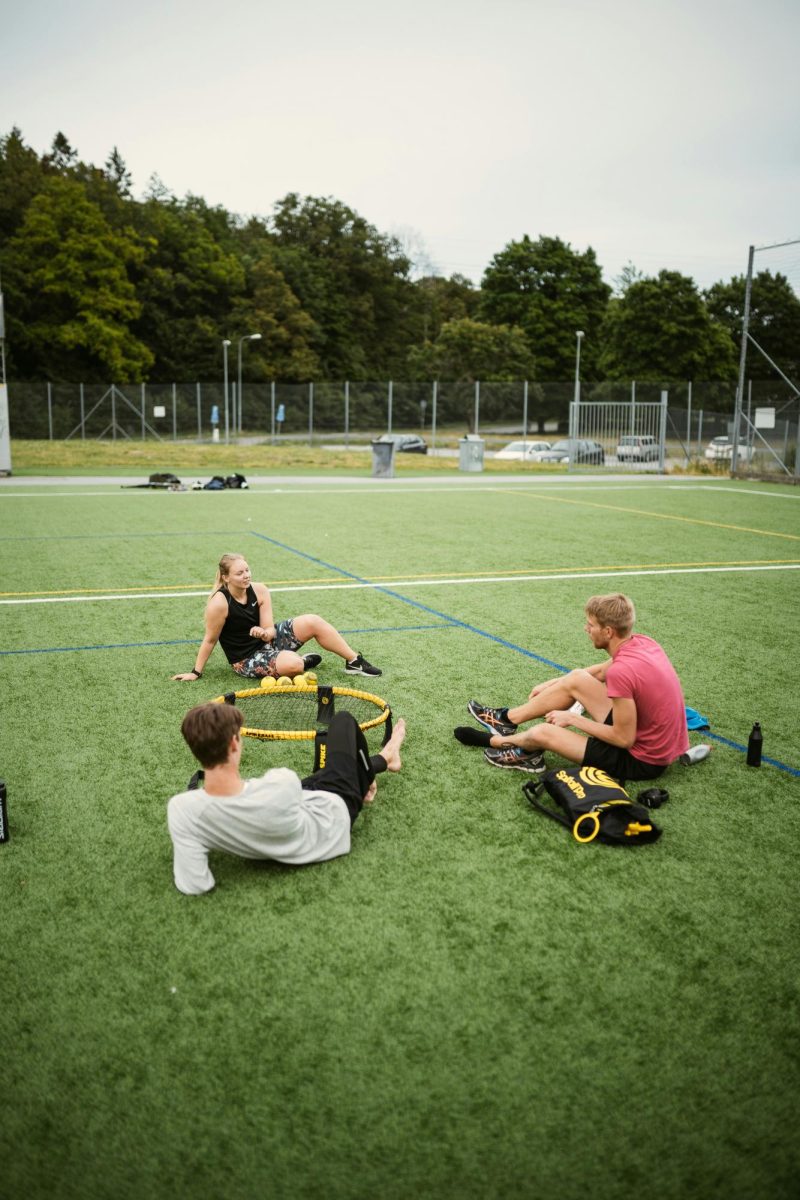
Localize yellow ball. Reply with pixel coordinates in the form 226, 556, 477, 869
277, 675, 294, 687
304, 671, 317, 683
260, 676, 276, 690
293, 673, 307, 686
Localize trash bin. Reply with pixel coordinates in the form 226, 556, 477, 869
459, 435, 485, 472
371, 439, 397, 478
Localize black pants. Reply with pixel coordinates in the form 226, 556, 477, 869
301, 712, 386, 825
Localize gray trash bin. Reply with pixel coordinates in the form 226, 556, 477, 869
371, 439, 397, 478
459, 435, 485, 472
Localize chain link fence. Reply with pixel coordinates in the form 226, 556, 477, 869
6, 378, 798, 477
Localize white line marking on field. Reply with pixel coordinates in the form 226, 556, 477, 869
3, 562, 799, 606
666, 485, 800, 500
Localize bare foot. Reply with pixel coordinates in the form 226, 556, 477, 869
363, 780, 378, 805
379, 717, 406, 772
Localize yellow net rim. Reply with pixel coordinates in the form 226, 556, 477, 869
209, 683, 391, 741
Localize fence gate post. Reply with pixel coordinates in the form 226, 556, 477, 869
659, 390, 668, 471
47, 382, 53, 440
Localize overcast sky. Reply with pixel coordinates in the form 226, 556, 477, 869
3, 0, 799, 290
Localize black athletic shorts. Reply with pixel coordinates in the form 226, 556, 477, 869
300, 711, 386, 826
583, 712, 667, 784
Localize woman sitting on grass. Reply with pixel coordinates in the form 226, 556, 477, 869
172, 553, 381, 683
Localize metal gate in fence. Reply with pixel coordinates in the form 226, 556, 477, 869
569, 394, 667, 471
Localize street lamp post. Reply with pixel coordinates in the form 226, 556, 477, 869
237, 333, 262, 435
222, 339, 231, 443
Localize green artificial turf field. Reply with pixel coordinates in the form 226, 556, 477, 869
1, 474, 799, 1200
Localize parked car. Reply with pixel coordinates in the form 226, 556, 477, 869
375, 433, 428, 454
704, 436, 754, 462
616, 434, 659, 462
494, 439, 552, 462
538, 438, 605, 465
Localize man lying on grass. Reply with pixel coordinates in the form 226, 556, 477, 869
454, 593, 688, 783
168, 702, 406, 895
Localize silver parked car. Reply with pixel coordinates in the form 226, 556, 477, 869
616, 435, 659, 462
494, 439, 552, 462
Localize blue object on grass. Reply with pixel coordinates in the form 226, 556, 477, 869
686, 706, 710, 730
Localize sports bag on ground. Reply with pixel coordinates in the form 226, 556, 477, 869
522, 765, 661, 845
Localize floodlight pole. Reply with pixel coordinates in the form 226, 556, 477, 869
237, 333, 262, 434
222, 339, 231, 443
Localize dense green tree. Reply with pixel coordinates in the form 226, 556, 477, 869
598, 270, 737, 381
415, 274, 478, 343
230, 249, 320, 381
269, 194, 420, 378
407, 317, 536, 382
0, 127, 46, 240
705, 270, 800, 381
4, 176, 153, 380
129, 196, 245, 379
479, 235, 610, 379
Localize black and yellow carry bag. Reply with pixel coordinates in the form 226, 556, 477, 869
522, 765, 662, 846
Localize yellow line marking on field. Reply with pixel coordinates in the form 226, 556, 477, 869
494, 489, 800, 541
4, 558, 800, 598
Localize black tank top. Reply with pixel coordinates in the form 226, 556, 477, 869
217, 585, 263, 663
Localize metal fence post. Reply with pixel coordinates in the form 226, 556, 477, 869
309, 381, 314, 446
141, 383, 146, 440
112, 385, 117, 441
686, 381, 692, 464
47, 382, 53, 440
431, 380, 437, 452
270, 381, 275, 443
388, 380, 393, 434
196, 382, 202, 441
659, 390, 668, 471
474, 380, 480, 435
522, 380, 528, 442
80, 383, 85, 439
344, 380, 350, 449
172, 383, 177, 441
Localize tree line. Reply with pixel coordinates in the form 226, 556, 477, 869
1, 128, 798, 392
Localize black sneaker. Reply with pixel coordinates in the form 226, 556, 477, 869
467, 700, 517, 737
345, 653, 382, 677
302, 653, 322, 670
483, 746, 546, 774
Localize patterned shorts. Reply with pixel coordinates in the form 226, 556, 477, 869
231, 618, 304, 678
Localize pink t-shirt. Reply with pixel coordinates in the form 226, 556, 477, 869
606, 634, 689, 764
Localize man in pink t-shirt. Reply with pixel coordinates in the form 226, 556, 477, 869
456, 593, 689, 783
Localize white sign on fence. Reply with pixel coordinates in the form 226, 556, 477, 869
755, 407, 776, 429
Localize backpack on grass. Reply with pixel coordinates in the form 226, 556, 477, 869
523, 766, 661, 846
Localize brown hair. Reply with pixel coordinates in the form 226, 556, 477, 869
181, 703, 244, 768
584, 593, 636, 636
211, 553, 245, 596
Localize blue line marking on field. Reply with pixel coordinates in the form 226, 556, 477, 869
0, 530, 241, 542
704, 732, 800, 777
0, 624, 448, 657
249, 530, 569, 671
248, 530, 800, 779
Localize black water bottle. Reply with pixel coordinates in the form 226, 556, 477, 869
0, 780, 8, 843
746, 723, 763, 768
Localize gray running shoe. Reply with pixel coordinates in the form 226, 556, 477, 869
467, 699, 517, 737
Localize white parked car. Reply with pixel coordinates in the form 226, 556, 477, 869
494, 439, 552, 462
616, 434, 659, 462
704, 436, 753, 462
